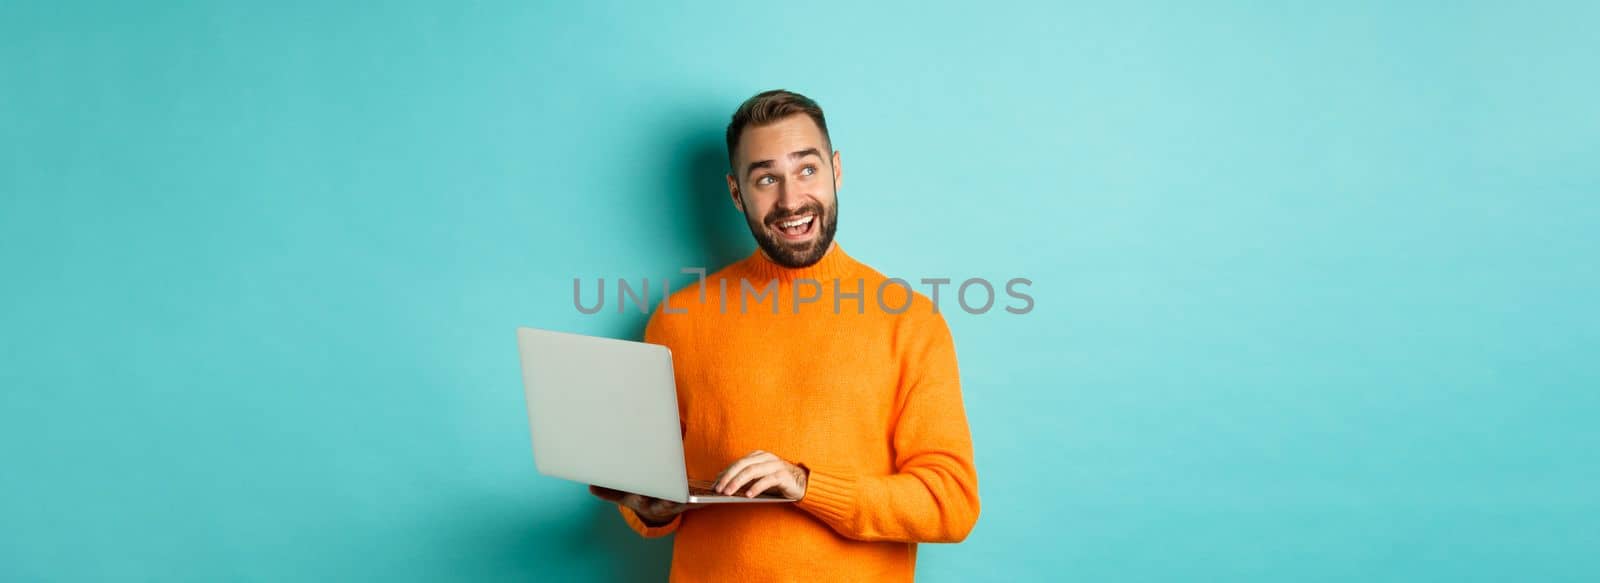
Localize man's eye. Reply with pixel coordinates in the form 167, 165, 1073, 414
758, 176, 775, 185
801, 166, 816, 176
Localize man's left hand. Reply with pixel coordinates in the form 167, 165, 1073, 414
712, 450, 809, 499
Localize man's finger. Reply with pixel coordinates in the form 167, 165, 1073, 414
714, 456, 758, 492
628, 493, 654, 511
714, 451, 780, 491
589, 485, 626, 503
722, 460, 784, 495
715, 453, 761, 486
647, 497, 687, 516
743, 474, 784, 498
715, 459, 759, 493
590, 486, 699, 523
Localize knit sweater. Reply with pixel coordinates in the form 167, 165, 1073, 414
616, 244, 980, 582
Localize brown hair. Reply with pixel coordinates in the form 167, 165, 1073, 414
725, 89, 831, 172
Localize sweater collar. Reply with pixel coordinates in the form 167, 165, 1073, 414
742, 242, 854, 283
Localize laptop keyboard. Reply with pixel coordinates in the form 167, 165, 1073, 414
687, 479, 785, 498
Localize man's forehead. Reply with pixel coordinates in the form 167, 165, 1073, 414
738, 116, 827, 160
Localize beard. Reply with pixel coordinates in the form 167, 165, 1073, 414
743, 197, 839, 268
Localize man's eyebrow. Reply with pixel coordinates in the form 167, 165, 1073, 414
744, 148, 825, 179
788, 147, 823, 162
744, 159, 774, 178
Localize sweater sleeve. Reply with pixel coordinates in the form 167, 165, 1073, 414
794, 311, 981, 543
614, 303, 688, 538
617, 504, 681, 538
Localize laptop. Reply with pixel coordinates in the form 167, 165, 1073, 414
515, 326, 794, 504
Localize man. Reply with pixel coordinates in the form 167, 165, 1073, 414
589, 89, 979, 581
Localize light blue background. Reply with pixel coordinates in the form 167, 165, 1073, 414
3, 1, 1597, 581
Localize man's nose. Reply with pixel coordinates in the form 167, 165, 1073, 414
775, 181, 803, 210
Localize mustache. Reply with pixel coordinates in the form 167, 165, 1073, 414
764, 202, 826, 227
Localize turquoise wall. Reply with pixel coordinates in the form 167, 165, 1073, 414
3, 1, 1596, 580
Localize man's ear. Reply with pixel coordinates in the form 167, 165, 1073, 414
726, 173, 745, 213
831, 150, 844, 191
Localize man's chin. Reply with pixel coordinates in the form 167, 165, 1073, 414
778, 239, 817, 256
763, 241, 824, 268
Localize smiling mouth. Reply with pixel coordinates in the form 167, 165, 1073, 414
772, 214, 816, 240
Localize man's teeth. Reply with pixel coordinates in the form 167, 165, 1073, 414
779, 216, 815, 228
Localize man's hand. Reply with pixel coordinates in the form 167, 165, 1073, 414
712, 449, 809, 499
588, 485, 705, 526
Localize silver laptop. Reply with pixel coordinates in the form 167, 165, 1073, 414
516, 326, 793, 504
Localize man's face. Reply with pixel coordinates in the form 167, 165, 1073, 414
726, 114, 843, 268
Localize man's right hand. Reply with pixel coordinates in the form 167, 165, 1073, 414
588, 485, 704, 526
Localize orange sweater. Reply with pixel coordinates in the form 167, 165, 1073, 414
617, 244, 980, 582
